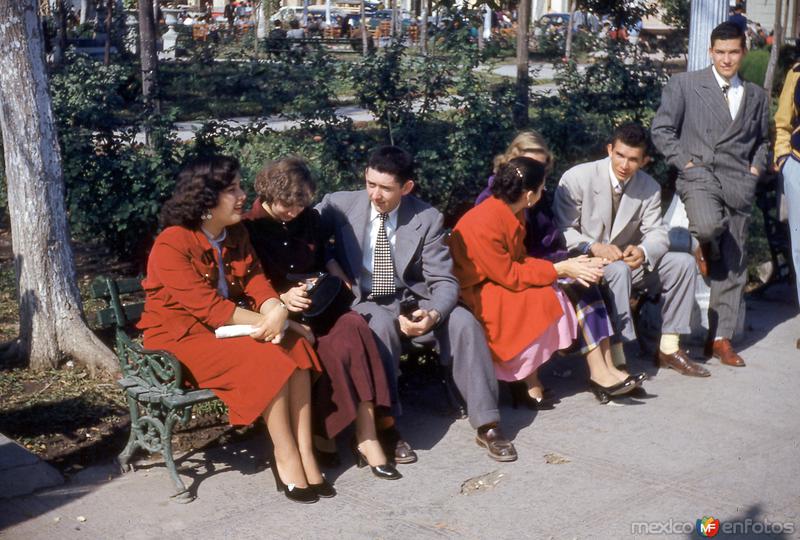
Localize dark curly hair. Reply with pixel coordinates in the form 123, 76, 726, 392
160, 155, 241, 229
254, 156, 315, 207
490, 156, 546, 204
367, 145, 415, 184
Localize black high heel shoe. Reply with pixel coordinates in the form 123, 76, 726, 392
588, 378, 636, 404
350, 439, 402, 480
624, 372, 648, 386
309, 476, 336, 498
508, 381, 556, 410
269, 459, 319, 504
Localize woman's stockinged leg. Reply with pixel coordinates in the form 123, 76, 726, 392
523, 369, 545, 400
601, 340, 630, 381
355, 401, 387, 466
288, 368, 323, 485
262, 377, 308, 488
585, 341, 622, 387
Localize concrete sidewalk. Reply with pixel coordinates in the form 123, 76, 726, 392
1, 285, 798, 540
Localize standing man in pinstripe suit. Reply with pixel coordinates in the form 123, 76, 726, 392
652, 22, 770, 367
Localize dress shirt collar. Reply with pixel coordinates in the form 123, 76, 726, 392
607, 159, 629, 192
711, 65, 742, 89
369, 202, 400, 229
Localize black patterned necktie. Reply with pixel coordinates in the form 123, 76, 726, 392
722, 83, 730, 105
371, 213, 395, 297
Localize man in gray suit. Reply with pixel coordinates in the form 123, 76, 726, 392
651, 22, 769, 367
317, 146, 516, 463
554, 123, 708, 377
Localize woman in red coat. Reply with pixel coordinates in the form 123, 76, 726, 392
450, 157, 637, 405
139, 156, 328, 504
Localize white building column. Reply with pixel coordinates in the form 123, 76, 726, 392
687, 0, 727, 72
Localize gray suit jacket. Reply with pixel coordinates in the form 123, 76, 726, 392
651, 66, 769, 210
315, 190, 459, 318
553, 157, 669, 265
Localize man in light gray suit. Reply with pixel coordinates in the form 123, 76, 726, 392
651, 22, 769, 367
554, 123, 708, 377
316, 146, 517, 463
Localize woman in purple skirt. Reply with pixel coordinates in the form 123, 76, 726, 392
476, 132, 648, 404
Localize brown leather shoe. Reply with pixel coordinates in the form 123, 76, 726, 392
476, 424, 518, 462
694, 244, 709, 277
656, 349, 711, 377
710, 338, 746, 367
378, 427, 418, 464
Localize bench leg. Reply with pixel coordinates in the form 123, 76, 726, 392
118, 395, 141, 470
163, 410, 194, 503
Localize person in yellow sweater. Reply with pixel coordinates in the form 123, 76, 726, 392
774, 63, 800, 306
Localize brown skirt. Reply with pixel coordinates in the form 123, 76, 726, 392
313, 311, 391, 438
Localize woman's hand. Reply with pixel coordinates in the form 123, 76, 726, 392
554, 255, 606, 287
288, 320, 316, 346
281, 284, 312, 313
249, 299, 289, 343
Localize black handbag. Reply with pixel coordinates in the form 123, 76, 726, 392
287, 272, 355, 334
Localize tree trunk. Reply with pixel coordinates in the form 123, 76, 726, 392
420, 5, 427, 55
104, 0, 113, 65
514, 0, 530, 126
360, 0, 368, 57
80, 0, 89, 24
564, 0, 575, 61
764, 0, 785, 96
0, 0, 118, 374
138, 0, 160, 123
390, 0, 396, 40
53, 0, 68, 65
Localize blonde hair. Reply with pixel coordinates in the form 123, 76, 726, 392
492, 131, 553, 174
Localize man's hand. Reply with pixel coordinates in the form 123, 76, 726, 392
398, 309, 438, 337
684, 161, 694, 169
281, 284, 312, 313
749, 165, 760, 176
589, 242, 623, 262
622, 245, 645, 270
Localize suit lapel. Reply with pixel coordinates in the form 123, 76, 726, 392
393, 197, 421, 284
346, 195, 370, 280
593, 158, 613, 242
694, 67, 733, 128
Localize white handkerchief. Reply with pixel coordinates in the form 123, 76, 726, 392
214, 325, 256, 339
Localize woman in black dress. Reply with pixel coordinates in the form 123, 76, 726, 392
244, 156, 401, 480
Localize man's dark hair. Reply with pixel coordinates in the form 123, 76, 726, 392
273, 20, 282, 27
610, 122, 650, 153
711, 21, 746, 48
160, 155, 241, 229
491, 157, 546, 204
367, 146, 415, 184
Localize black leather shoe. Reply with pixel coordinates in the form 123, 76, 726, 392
351, 439, 402, 480
270, 461, 318, 504
624, 372, 648, 386
508, 381, 557, 410
309, 477, 336, 498
588, 378, 636, 404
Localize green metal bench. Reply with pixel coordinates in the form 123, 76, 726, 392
91, 276, 219, 503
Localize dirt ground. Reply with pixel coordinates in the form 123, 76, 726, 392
0, 227, 235, 476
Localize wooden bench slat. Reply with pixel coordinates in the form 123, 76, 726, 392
95, 303, 145, 328
90, 276, 143, 299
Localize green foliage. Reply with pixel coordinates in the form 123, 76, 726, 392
659, 0, 690, 29
579, 0, 657, 29
741, 48, 770, 86
535, 41, 670, 180
50, 52, 185, 262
